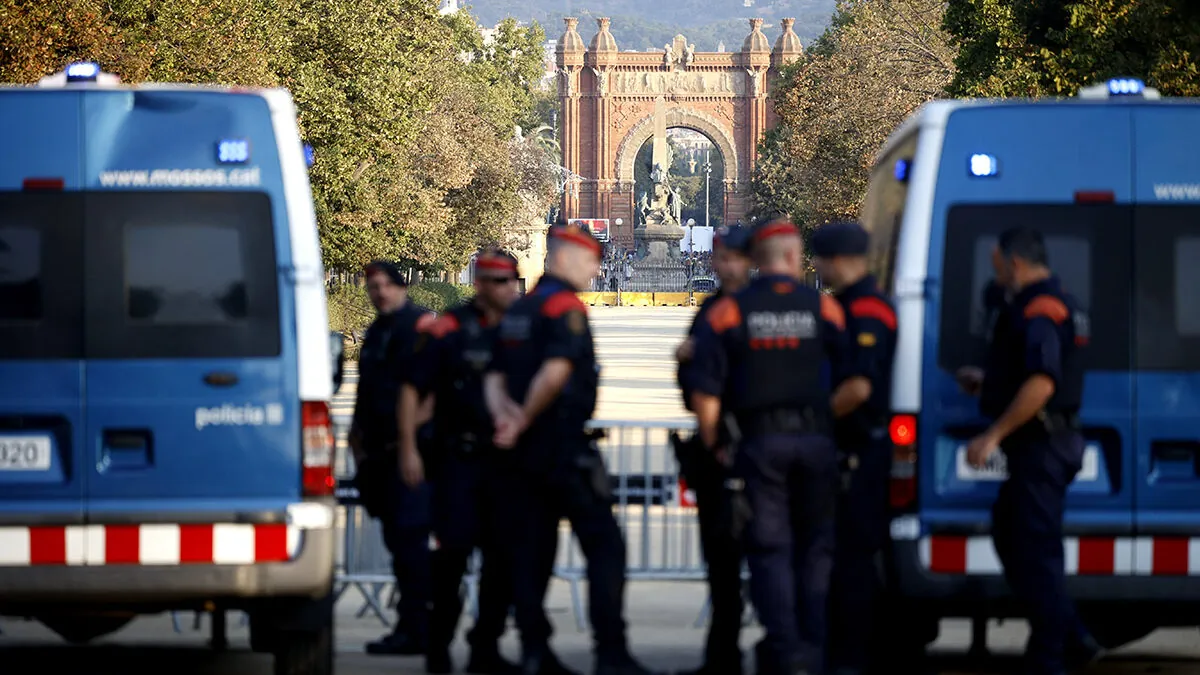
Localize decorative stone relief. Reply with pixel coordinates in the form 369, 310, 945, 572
591, 68, 609, 96
611, 70, 743, 96
744, 69, 763, 97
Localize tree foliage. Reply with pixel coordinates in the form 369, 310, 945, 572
752, 0, 955, 228
944, 0, 1200, 97
0, 0, 558, 273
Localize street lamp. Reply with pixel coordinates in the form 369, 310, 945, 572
686, 218, 696, 254
704, 149, 712, 230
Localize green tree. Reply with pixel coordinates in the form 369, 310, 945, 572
752, 0, 955, 228
945, 0, 1200, 97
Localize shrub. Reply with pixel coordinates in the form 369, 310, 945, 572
327, 281, 476, 360
408, 281, 475, 313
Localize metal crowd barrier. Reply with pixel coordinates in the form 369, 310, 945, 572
173, 417, 750, 636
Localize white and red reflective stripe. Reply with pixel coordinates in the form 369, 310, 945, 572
920, 535, 1200, 576
0, 524, 302, 566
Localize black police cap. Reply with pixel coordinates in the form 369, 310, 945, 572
714, 225, 751, 254
364, 260, 408, 287
810, 221, 869, 258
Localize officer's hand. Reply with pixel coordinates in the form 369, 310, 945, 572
399, 449, 424, 487
956, 366, 984, 396
675, 338, 695, 363
965, 433, 1000, 468
493, 415, 521, 449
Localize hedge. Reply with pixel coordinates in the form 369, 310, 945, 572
328, 281, 475, 361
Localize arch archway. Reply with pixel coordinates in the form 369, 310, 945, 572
554, 16, 802, 247
614, 108, 738, 187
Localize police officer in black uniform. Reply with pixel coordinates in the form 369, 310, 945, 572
349, 260, 436, 656
957, 245, 1015, 397
399, 249, 524, 674
674, 225, 753, 675
485, 221, 661, 675
809, 223, 898, 675
963, 227, 1103, 675
685, 218, 860, 675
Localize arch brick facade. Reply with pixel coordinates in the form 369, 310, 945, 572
555, 16, 803, 247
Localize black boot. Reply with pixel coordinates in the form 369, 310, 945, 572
466, 645, 520, 674
593, 651, 666, 675
521, 645, 581, 675
426, 646, 453, 673
677, 660, 742, 675
366, 628, 427, 656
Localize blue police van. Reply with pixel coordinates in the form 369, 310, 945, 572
861, 78, 1200, 652
0, 64, 343, 674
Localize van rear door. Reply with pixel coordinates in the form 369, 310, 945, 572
81, 91, 302, 532
922, 106, 1136, 571
0, 92, 87, 530
1131, 105, 1200, 561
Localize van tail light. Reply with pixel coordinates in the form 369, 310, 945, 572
888, 413, 918, 510
301, 401, 335, 497
1075, 190, 1115, 204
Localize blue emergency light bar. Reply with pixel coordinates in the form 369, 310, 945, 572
969, 154, 999, 178
1107, 78, 1145, 96
217, 139, 251, 164
65, 62, 100, 83
304, 144, 315, 168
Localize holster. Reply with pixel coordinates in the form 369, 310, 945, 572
1039, 410, 1082, 434
352, 445, 394, 518
717, 475, 752, 541
1009, 411, 1082, 445
567, 447, 613, 508
670, 426, 751, 541
669, 431, 712, 485
836, 451, 859, 494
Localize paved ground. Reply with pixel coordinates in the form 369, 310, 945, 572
2, 306, 1198, 673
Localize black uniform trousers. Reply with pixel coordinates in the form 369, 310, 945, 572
992, 430, 1089, 675
429, 450, 515, 652
506, 437, 630, 662
689, 455, 746, 671
738, 432, 839, 675
374, 468, 433, 643
827, 431, 891, 674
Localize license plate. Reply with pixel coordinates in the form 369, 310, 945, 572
955, 443, 1100, 482
0, 436, 52, 471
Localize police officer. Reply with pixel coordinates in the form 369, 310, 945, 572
809, 223, 897, 675
398, 249, 524, 674
674, 224, 753, 675
685, 218, 860, 675
349, 260, 435, 656
485, 221, 661, 675
957, 245, 1015, 397
963, 227, 1103, 674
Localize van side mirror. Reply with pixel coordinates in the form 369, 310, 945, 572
330, 331, 345, 392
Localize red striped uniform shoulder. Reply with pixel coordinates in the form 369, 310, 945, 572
541, 290, 587, 318
848, 296, 897, 331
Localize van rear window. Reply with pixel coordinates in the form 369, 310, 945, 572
86, 192, 281, 359
938, 204, 1132, 372
1134, 206, 1200, 371
0, 194, 84, 359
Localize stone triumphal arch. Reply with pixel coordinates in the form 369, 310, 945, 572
555, 16, 803, 247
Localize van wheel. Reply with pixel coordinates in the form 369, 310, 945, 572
40, 616, 133, 644
273, 623, 334, 675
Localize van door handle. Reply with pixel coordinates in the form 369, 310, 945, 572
204, 371, 239, 387
99, 429, 153, 471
